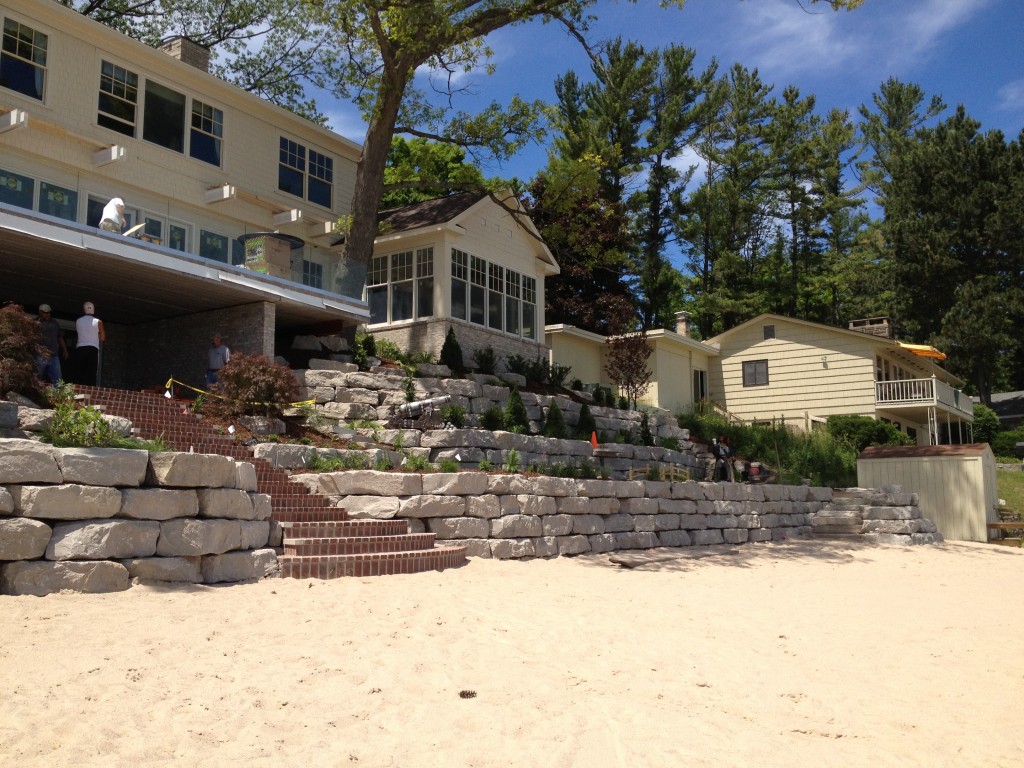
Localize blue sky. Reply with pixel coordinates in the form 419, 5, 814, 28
324, 0, 1024, 185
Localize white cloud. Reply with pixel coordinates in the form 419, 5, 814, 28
997, 77, 1024, 111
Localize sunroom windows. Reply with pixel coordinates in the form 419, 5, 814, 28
451, 248, 537, 341
368, 247, 434, 324
1, 18, 47, 101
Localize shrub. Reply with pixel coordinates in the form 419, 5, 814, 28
374, 337, 402, 361
373, 456, 394, 471
503, 448, 521, 473
972, 403, 1000, 445
353, 330, 376, 370
473, 346, 497, 375
438, 327, 465, 374
437, 458, 460, 473
617, 395, 629, 410
440, 403, 466, 428
992, 427, 1024, 459
403, 376, 416, 402
0, 303, 43, 398
480, 405, 504, 431
826, 414, 913, 453
504, 387, 531, 433
402, 453, 432, 472
658, 436, 680, 451
542, 400, 567, 439
577, 458, 598, 479
549, 363, 572, 388
477, 457, 494, 471
217, 353, 300, 417
639, 411, 654, 446
576, 403, 597, 440
42, 382, 137, 448
570, 378, 583, 391
592, 387, 606, 407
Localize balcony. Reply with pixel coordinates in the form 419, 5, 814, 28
875, 377, 974, 442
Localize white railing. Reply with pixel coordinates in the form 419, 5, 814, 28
875, 377, 973, 420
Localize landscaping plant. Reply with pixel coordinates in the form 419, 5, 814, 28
0, 303, 43, 399
217, 353, 300, 417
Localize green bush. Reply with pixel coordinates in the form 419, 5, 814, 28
438, 327, 465, 374
639, 411, 654, 446
217, 353, 301, 417
436, 458, 460, 473
972, 403, 1001, 445
0, 303, 43, 398
42, 382, 147, 449
505, 354, 530, 378
402, 453, 432, 472
480, 405, 505, 431
440, 403, 466, 428
504, 387, 531, 433
576, 402, 597, 441
825, 414, 913, 453
570, 378, 583, 391
617, 395, 629, 410
478, 457, 494, 471
542, 400, 567, 439
374, 337, 402, 361
503, 448, 521, 473
992, 428, 1024, 459
473, 346, 497, 375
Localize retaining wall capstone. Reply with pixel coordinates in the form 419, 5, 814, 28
0, 439, 278, 596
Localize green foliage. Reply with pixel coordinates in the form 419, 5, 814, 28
576, 403, 597, 440
477, 458, 494, 471
306, 452, 371, 472
505, 355, 571, 386
217, 353, 300, 417
380, 137, 486, 209
374, 337, 403, 361
298, 402, 327, 431
473, 346, 497, 375
403, 376, 416, 402
972, 403, 1001, 445
0, 303, 42, 398
591, 387, 608, 407
402, 453, 432, 472
353, 331, 376, 371
542, 400, 567, 439
577, 458, 598, 479
570, 378, 583, 391
639, 411, 654, 446
373, 456, 395, 471
436, 458, 461, 473
480, 405, 505, 431
440, 404, 466, 428
825, 414, 913, 453
439, 327, 465, 374
617, 395, 629, 410
658, 436, 680, 451
504, 387, 531, 433
991, 428, 1024, 460
42, 382, 144, 449
503, 448, 521, 473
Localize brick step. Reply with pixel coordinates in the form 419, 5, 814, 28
272, 508, 351, 524
283, 533, 437, 556
278, 545, 469, 579
281, 520, 407, 538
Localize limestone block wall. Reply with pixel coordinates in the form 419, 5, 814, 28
292, 470, 832, 560
0, 439, 277, 596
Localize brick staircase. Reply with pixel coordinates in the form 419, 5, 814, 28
76, 386, 467, 578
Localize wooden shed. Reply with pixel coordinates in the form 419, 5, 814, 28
857, 444, 998, 542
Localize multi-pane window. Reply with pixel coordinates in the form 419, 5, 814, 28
367, 247, 434, 324
168, 223, 189, 252
451, 249, 538, 341
302, 260, 323, 289
1, 18, 46, 101
742, 360, 769, 387
98, 61, 138, 136
199, 230, 230, 263
143, 80, 186, 152
0, 168, 33, 209
38, 182, 77, 222
279, 138, 333, 208
763, 324, 775, 340
190, 100, 223, 166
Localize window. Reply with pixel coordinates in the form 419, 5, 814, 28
522, 276, 537, 340
488, 263, 503, 330
470, 255, 486, 325
693, 369, 707, 402
279, 138, 333, 208
168, 223, 189, 252
199, 230, 230, 263
450, 248, 538, 340
450, 249, 468, 321
0, 168, 33, 209
142, 80, 186, 152
763, 324, 775, 340
1, 19, 46, 101
302, 260, 323, 289
505, 269, 520, 335
98, 61, 138, 136
742, 360, 769, 387
190, 100, 223, 166
38, 182, 77, 221
369, 247, 434, 324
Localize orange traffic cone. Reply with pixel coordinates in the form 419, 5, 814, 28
590, 431, 599, 449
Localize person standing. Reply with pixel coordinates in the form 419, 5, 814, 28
75, 301, 105, 385
99, 197, 126, 233
207, 334, 230, 390
35, 304, 68, 384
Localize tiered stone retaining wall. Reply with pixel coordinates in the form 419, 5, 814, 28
290, 470, 833, 560
0, 439, 277, 596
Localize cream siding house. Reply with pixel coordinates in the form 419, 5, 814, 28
367, 191, 559, 362
707, 314, 973, 445
1, 0, 367, 389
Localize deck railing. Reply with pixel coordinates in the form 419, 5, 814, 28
875, 377, 973, 419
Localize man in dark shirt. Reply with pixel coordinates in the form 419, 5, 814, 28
36, 304, 68, 384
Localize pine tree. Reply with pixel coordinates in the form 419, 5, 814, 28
542, 400, 567, 439
504, 387, 531, 433
438, 327, 465, 374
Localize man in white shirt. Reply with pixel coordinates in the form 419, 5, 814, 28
75, 301, 106, 385
207, 334, 230, 390
99, 197, 125, 233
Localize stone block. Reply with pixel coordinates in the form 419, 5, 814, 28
748, 528, 773, 542
658, 530, 692, 547
691, 529, 725, 546
121, 556, 202, 583
322, 401, 377, 421
861, 519, 921, 535
556, 496, 589, 514
542, 514, 573, 536
621, 498, 659, 515
713, 500, 746, 516
706, 514, 738, 529
251, 493, 272, 521
465, 495, 501, 519
1, 560, 130, 595
0, 401, 17, 428
240, 520, 271, 549
723, 528, 748, 544
490, 514, 542, 538
334, 387, 380, 405
10, 484, 122, 520
0, 518, 51, 560
235, 462, 258, 492
147, 453, 236, 488
518, 495, 557, 517
47, 520, 160, 560
659, 498, 697, 515
0, 438, 62, 483
400, 495, 466, 518
157, 518, 241, 556
613, 531, 659, 550
588, 534, 618, 553
557, 535, 591, 555
252, 443, 317, 469
197, 488, 257, 520
16, 407, 52, 432
572, 514, 605, 535
119, 488, 198, 520
602, 513, 634, 533
342, 495, 401, 519
421, 472, 489, 496
427, 517, 490, 539
489, 538, 535, 559
201, 548, 279, 583
54, 447, 148, 487
678, 514, 707, 530
320, 470, 421, 496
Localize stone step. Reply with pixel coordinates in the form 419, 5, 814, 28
283, 533, 437, 556
281, 519, 408, 538
278, 545, 468, 578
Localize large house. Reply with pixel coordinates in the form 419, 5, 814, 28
1, 0, 367, 389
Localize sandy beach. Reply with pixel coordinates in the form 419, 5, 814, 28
2, 539, 1023, 767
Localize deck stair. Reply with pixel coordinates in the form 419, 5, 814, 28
75, 386, 467, 578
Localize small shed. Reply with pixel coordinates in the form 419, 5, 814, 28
857, 444, 998, 542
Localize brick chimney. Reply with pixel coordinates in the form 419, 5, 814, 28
159, 36, 211, 73
675, 310, 692, 338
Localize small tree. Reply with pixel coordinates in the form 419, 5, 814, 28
576, 402, 597, 440
604, 330, 653, 409
439, 327, 465, 374
218, 353, 301, 417
0, 303, 43, 398
504, 387, 531, 433
971, 403, 1000, 445
542, 399, 567, 439
639, 411, 654, 446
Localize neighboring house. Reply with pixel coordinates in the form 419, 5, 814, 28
977, 391, 1024, 429
0, 0, 367, 389
546, 312, 719, 415
706, 314, 973, 445
367, 191, 559, 363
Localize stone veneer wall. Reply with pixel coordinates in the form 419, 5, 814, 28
291, 470, 832, 560
0, 439, 277, 596
368, 317, 548, 368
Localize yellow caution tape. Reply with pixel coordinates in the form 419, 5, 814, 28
163, 377, 314, 409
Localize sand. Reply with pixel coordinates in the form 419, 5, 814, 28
2, 539, 1023, 767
